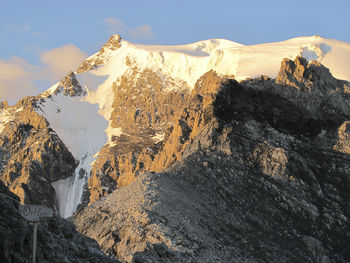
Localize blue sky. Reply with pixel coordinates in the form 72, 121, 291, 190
1, 0, 350, 103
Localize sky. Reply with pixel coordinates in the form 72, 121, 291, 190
1, 0, 350, 103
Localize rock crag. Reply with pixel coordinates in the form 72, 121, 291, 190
0, 96, 77, 211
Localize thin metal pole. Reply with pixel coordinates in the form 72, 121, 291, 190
32, 222, 38, 263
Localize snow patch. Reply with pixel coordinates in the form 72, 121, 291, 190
300, 43, 331, 61
75, 71, 108, 93
38, 92, 108, 217
15, 107, 24, 113
152, 133, 164, 143
106, 125, 123, 147
38, 93, 107, 158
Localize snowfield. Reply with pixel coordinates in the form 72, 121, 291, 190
86, 35, 350, 89
38, 35, 350, 217
38, 93, 108, 217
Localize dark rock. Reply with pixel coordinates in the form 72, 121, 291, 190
0, 180, 118, 263
53, 71, 86, 97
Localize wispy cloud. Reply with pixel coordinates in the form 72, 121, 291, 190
40, 44, 88, 81
129, 25, 153, 40
5, 24, 44, 37
0, 45, 87, 104
104, 17, 153, 40
104, 18, 127, 35
0, 57, 40, 102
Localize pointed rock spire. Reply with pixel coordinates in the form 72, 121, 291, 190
77, 34, 123, 73
276, 56, 341, 93
54, 71, 86, 97
100, 34, 122, 52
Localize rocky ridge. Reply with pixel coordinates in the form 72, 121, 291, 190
87, 66, 189, 202
73, 57, 350, 262
52, 71, 86, 97
77, 34, 122, 73
0, 95, 77, 211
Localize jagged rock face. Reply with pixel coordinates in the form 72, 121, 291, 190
87, 67, 189, 202
276, 56, 339, 92
77, 34, 122, 73
73, 59, 350, 262
101, 34, 122, 51
0, 180, 118, 263
151, 70, 224, 170
0, 97, 77, 211
273, 56, 350, 119
87, 69, 227, 203
52, 71, 86, 97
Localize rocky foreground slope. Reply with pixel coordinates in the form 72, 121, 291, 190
72, 57, 350, 262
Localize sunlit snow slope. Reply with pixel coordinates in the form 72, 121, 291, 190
86, 35, 350, 89
38, 34, 350, 217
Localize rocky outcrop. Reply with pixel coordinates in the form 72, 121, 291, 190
0, 180, 118, 263
150, 70, 223, 170
87, 69, 235, 204
101, 34, 122, 51
276, 56, 341, 92
0, 97, 77, 211
52, 71, 86, 97
273, 56, 350, 119
73, 58, 350, 262
87, 67, 189, 202
77, 34, 122, 73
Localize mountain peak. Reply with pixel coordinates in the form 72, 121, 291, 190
77, 34, 123, 73
100, 34, 122, 52
52, 71, 86, 97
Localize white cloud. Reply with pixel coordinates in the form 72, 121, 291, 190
0, 45, 87, 104
129, 25, 153, 40
104, 17, 127, 35
104, 17, 153, 40
0, 57, 39, 103
40, 44, 88, 81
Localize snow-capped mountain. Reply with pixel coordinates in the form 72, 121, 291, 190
1, 34, 350, 218
1, 34, 350, 262
55, 35, 350, 217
